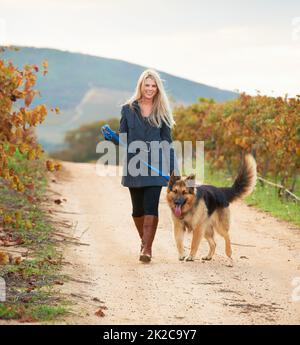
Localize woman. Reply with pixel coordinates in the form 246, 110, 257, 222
105, 69, 178, 263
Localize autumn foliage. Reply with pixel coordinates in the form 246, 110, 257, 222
0, 47, 61, 221
173, 94, 300, 193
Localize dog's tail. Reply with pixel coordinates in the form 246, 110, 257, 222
223, 154, 257, 203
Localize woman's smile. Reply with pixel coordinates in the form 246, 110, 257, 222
142, 78, 158, 100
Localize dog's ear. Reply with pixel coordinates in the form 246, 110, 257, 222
168, 170, 181, 192
184, 174, 195, 193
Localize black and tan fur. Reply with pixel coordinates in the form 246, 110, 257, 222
166, 154, 257, 263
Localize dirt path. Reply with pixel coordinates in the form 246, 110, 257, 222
51, 161, 300, 325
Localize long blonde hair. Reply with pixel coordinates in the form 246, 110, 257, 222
123, 69, 176, 128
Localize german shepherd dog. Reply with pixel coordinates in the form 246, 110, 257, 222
166, 154, 257, 264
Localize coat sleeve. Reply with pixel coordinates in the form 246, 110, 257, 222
160, 120, 172, 144
110, 106, 128, 145
160, 121, 180, 176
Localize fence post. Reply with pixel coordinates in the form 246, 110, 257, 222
0, 277, 6, 302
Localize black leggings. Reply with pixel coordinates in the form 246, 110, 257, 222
129, 186, 162, 217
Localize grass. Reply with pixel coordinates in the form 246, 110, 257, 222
0, 303, 66, 321
193, 159, 300, 227
0, 303, 20, 319
30, 305, 66, 321
0, 149, 68, 322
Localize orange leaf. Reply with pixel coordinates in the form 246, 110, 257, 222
95, 308, 105, 317
24, 91, 34, 107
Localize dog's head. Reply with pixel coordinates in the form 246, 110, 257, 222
166, 171, 196, 218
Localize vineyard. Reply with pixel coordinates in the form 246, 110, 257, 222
173, 94, 300, 199
0, 48, 65, 321
0, 47, 61, 207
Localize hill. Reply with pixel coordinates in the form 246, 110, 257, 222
2, 46, 238, 150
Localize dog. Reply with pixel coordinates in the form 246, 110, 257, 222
166, 154, 257, 263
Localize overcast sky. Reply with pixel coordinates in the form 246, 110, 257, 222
1, 0, 299, 96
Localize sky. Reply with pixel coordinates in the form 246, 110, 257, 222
0, 0, 300, 96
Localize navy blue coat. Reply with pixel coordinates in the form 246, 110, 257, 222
113, 100, 179, 188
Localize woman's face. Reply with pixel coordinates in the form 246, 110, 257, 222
141, 77, 158, 101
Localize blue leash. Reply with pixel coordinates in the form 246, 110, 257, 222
101, 124, 170, 182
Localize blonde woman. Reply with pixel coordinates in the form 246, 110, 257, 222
107, 69, 179, 263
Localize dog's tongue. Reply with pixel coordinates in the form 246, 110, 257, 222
175, 205, 182, 217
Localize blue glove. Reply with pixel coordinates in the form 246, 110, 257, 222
101, 124, 121, 145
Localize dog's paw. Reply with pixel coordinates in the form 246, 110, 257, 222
185, 255, 194, 262
202, 256, 212, 261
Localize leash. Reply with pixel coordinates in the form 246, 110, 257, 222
101, 124, 170, 182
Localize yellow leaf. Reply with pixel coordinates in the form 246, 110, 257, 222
4, 215, 13, 224
46, 160, 55, 172
15, 211, 22, 222
16, 128, 24, 139
17, 183, 25, 193
0, 252, 10, 265
25, 220, 33, 230
27, 150, 36, 160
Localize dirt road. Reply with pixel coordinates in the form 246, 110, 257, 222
51, 161, 300, 325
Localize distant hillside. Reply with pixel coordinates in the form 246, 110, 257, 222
2, 46, 238, 151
